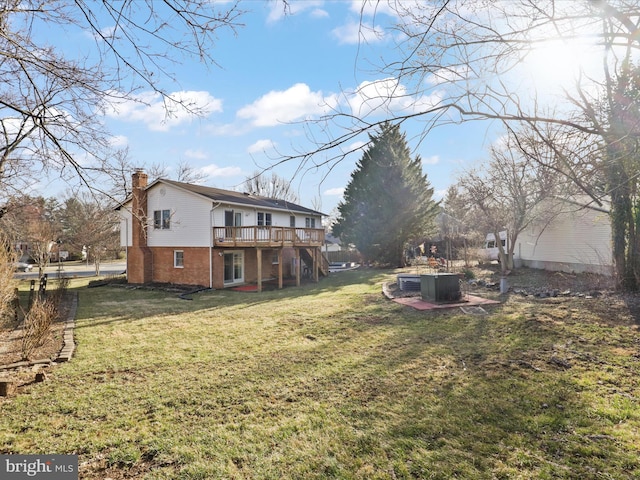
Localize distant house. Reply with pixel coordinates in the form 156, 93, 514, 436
116, 170, 327, 291
323, 233, 342, 254
516, 197, 613, 276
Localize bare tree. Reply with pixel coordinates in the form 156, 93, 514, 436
0, 1, 245, 204
147, 160, 209, 186
26, 219, 58, 280
59, 194, 120, 275
455, 128, 566, 272
242, 171, 300, 202
441, 185, 483, 267
287, 1, 629, 173
100, 147, 137, 200
0, 196, 60, 278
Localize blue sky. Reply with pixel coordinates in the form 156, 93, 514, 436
88, 0, 504, 215
43, 1, 520, 215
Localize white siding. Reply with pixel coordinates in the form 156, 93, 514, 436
118, 182, 323, 248
118, 207, 132, 246
212, 204, 321, 229
517, 206, 612, 274
147, 185, 213, 247
212, 205, 254, 227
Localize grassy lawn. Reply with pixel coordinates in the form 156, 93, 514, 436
1, 269, 639, 479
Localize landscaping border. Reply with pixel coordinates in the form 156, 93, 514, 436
55, 291, 78, 363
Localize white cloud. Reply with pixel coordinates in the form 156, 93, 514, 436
345, 141, 366, 154
346, 78, 442, 118
84, 25, 116, 41
331, 21, 385, 45
237, 83, 337, 127
310, 8, 329, 19
184, 149, 208, 160
248, 139, 276, 154
266, 4, 287, 23
422, 155, 440, 166
109, 135, 128, 147
329, 1, 398, 45
107, 90, 223, 131
98, 26, 116, 40
324, 187, 345, 196
267, 0, 324, 23
199, 163, 243, 178
205, 122, 249, 137
434, 189, 447, 200
492, 133, 510, 151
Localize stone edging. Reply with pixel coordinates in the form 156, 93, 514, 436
56, 292, 78, 363
382, 282, 395, 299
0, 292, 78, 372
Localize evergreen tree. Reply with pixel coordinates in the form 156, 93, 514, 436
332, 122, 439, 266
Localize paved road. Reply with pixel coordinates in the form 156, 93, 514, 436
14, 261, 126, 280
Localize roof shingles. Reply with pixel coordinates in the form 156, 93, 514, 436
155, 178, 324, 216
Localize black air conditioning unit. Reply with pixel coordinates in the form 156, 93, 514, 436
420, 274, 461, 303
397, 274, 421, 291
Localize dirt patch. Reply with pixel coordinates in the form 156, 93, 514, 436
502, 267, 614, 293
463, 264, 615, 293
0, 319, 66, 367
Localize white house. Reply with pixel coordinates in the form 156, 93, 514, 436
516, 198, 613, 275
116, 170, 326, 291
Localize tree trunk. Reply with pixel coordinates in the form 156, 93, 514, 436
507, 232, 517, 271
607, 145, 637, 290
493, 229, 511, 274
610, 188, 629, 289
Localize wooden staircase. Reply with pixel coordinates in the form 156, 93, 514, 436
300, 248, 329, 277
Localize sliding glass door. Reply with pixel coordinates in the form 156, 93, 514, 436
223, 251, 244, 284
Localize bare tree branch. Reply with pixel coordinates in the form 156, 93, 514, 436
0, 0, 245, 204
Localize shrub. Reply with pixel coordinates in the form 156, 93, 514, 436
21, 297, 55, 360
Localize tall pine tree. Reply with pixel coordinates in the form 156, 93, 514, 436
333, 122, 439, 266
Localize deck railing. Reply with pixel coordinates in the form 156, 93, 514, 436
213, 226, 324, 247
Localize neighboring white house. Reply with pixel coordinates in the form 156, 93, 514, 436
516, 198, 613, 275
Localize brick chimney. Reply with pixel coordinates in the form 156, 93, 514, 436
131, 169, 148, 248
128, 169, 152, 284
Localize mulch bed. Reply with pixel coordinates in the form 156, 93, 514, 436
0, 294, 73, 394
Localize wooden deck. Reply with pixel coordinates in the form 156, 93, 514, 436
213, 226, 324, 248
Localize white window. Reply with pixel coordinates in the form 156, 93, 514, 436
154, 209, 171, 230
290, 215, 296, 227
174, 250, 184, 268
225, 210, 242, 227
257, 212, 272, 226
305, 217, 316, 228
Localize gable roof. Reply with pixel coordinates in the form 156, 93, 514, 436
118, 178, 324, 216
